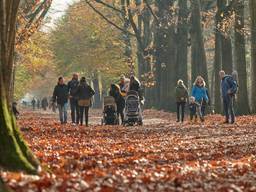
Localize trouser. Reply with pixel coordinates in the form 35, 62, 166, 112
117, 110, 124, 124
70, 98, 80, 124
190, 105, 203, 121
223, 96, 235, 123
177, 102, 185, 122
80, 106, 89, 126
58, 103, 68, 124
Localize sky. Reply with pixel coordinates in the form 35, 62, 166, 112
46, 0, 77, 28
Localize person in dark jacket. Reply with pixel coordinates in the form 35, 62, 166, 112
53, 77, 69, 124
109, 84, 125, 124
68, 73, 80, 125
41, 97, 48, 111
220, 70, 237, 124
76, 77, 95, 126
175, 80, 188, 123
129, 75, 141, 92
12, 102, 20, 119
31, 98, 36, 110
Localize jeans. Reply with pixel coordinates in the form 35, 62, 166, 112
70, 98, 80, 124
80, 106, 89, 126
177, 102, 185, 122
223, 96, 235, 123
58, 103, 68, 124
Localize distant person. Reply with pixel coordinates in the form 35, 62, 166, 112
109, 84, 125, 124
68, 73, 80, 125
41, 97, 48, 111
76, 77, 95, 126
191, 76, 209, 122
175, 80, 188, 123
219, 70, 238, 124
53, 77, 69, 124
31, 98, 36, 110
12, 102, 20, 119
37, 99, 40, 109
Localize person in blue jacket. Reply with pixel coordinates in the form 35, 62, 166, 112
191, 76, 209, 122
219, 70, 238, 124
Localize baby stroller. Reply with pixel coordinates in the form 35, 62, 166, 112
123, 91, 143, 126
102, 96, 119, 125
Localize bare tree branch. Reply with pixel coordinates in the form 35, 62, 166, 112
85, 0, 136, 37
144, 0, 159, 24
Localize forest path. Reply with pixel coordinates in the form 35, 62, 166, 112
2, 110, 256, 191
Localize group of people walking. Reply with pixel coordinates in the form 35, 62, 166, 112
52, 73, 142, 126
52, 74, 95, 126
175, 70, 238, 124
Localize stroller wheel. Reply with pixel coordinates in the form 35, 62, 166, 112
138, 121, 143, 126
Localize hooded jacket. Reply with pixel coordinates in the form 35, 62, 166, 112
175, 84, 188, 103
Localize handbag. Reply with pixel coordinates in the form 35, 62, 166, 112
78, 99, 90, 107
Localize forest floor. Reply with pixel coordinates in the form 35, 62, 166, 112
2, 109, 256, 192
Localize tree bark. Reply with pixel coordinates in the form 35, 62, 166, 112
214, 1, 222, 113
176, 0, 188, 86
249, 0, 256, 113
234, 0, 250, 115
0, 0, 39, 173
190, 0, 208, 85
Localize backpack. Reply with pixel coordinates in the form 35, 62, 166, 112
225, 76, 238, 95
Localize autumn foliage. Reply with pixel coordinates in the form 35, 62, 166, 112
1, 110, 256, 191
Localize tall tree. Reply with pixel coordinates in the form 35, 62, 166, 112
249, 0, 256, 113
234, 0, 250, 114
213, 0, 223, 113
154, 0, 177, 110
190, 0, 208, 84
176, 0, 189, 86
0, 0, 39, 173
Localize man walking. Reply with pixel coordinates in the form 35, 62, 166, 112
68, 73, 80, 125
219, 70, 238, 124
53, 77, 69, 124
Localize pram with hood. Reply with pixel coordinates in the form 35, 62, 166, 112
123, 90, 143, 126
101, 96, 119, 125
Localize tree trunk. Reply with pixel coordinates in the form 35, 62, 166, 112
92, 72, 102, 109
190, 0, 208, 85
234, 0, 250, 115
155, 0, 176, 111
176, 0, 188, 86
214, 0, 223, 114
0, 0, 39, 173
249, 0, 256, 113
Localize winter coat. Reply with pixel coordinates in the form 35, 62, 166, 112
221, 75, 237, 99
76, 82, 95, 100
68, 79, 79, 99
175, 85, 188, 103
53, 84, 69, 105
191, 85, 209, 103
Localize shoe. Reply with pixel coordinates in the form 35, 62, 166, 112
176, 120, 180, 123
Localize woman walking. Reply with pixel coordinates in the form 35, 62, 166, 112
175, 80, 188, 123
191, 76, 209, 122
76, 77, 95, 126
109, 84, 125, 124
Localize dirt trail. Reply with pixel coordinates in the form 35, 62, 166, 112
2, 109, 256, 192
